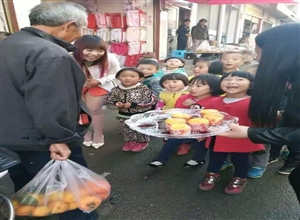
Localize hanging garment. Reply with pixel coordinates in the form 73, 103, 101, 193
126, 10, 140, 27
87, 14, 97, 30
95, 13, 107, 28
105, 13, 111, 28
83, 28, 94, 35
140, 11, 147, 27
126, 27, 140, 42
95, 28, 110, 42
139, 27, 147, 41
140, 41, 147, 54
111, 28, 126, 42
111, 43, 128, 56
125, 55, 143, 67
110, 13, 122, 28
128, 42, 141, 55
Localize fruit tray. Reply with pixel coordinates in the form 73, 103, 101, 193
125, 108, 238, 139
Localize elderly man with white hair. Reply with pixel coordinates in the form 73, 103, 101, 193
0, 2, 99, 219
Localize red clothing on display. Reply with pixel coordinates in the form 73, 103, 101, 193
175, 94, 219, 109
205, 96, 264, 153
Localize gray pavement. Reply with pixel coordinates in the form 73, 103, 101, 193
1, 109, 300, 220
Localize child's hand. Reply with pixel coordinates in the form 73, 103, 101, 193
123, 103, 131, 109
183, 98, 195, 107
115, 102, 124, 108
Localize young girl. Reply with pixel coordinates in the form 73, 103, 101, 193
148, 74, 222, 168
157, 57, 187, 76
73, 35, 121, 149
106, 68, 157, 152
157, 73, 189, 110
189, 58, 212, 80
199, 71, 264, 194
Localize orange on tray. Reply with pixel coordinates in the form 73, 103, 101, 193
200, 109, 220, 116
202, 113, 224, 126
187, 118, 210, 132
171, 112, 191, 121
165, 118, 187, 129
169, 123, 191, 136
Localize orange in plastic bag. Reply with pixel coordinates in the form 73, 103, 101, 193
11, 160, 111, 217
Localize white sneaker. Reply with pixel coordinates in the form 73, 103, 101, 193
0, 170, 8, 178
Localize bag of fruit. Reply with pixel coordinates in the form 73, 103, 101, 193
11, 159, 111, 217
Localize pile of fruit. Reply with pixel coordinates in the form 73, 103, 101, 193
165, 109, 224, 136
11, 179, 111, 217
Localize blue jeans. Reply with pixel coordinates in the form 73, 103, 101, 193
207, 146, 250, 178
155, 139, 207, 163
8, 147, 98, 220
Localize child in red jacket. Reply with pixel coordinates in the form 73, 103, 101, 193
147, 74, 223, 168
199, 71, 264, 194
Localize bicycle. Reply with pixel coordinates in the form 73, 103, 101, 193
0, 147, 20, 220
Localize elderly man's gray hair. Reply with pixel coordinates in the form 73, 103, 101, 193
29, 2, 88, 27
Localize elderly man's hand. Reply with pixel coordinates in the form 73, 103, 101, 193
49, 143, 71, 160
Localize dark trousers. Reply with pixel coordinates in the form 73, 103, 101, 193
177, 37, 187, 50
271, 144, 300, 167
289, 165, 300, 204
155, 139, 207, 163
207, 146, 250, 178
8, 147, 98, 220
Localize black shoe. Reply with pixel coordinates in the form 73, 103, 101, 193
147, 161, 165, 168
278, 165, 295, 175
268, 157, 279, 164
183, 159, 205, 168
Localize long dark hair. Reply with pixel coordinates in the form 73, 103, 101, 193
249, 23, 300, 126
221, 71, 255, 95
189, 74, 223, 96
73, 35, 108, 78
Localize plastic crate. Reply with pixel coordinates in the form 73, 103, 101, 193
171, 50, 186, 58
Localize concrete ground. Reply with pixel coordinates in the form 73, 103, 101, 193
1, 110, 299, 220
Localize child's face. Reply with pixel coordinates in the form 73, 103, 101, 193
137, 64, 157, 77
221, 75, 251, 98
188, 81, 210, 98
83, 48, 105, 62
221, 53, 243, 72
118, 70, 143, 87
163, 79, 185, 92
165, 59, 183, 70
194, 62, 210, 76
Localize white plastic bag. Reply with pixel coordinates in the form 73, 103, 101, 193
11, 160, 111, 217
196, 40, 211, 51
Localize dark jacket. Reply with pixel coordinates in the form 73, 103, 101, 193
0, 27, 91, 151
191, 24, 209, 41
176, 25, 190, 40
248, 87, 300, 146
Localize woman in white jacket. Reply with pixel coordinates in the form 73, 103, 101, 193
73, 35, 120, 149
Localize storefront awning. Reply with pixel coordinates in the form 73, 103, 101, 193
185, 0, 299, 4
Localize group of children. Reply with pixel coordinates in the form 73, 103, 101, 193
105, 51, 286, 194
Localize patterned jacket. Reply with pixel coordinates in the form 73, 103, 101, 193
106, 83, 157, 118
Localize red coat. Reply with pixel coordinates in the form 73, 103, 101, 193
175, 94, 219, 109
205, 97, 265, 153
